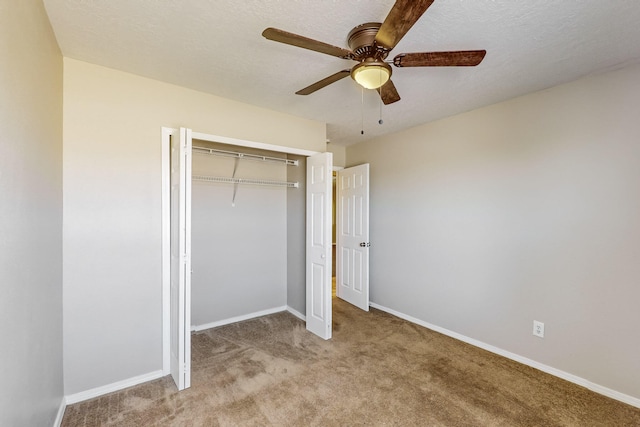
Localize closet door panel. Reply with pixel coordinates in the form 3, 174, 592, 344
336, 163, 370, 312
306, 152, 332, 340
169, 127, 191, 391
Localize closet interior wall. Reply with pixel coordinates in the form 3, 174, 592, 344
191, 140, 293, 329
286, 154, 306, 317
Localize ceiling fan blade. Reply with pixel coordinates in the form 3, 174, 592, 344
377, 79, 401, 105
296, 70, 351, 95
262, 28, 353, 59
393, 50, 487, 67
375, 0, 434, 50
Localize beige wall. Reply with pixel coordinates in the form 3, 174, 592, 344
327, 143, 346, 168
348, 63, 640, 401
0, 1, 64, 425
63, 59, 326, 395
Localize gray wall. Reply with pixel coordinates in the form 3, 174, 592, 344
287, 155, 307, 315
347, 64, 640, 400
0, 2, 64, 425
191, 142, 288, 326
192, 146, 310, 323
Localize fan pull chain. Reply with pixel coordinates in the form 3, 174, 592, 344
378, 67, 384, 125
379, 89, 384, 125
378, 68, 383, 125
361, 86, 365, 135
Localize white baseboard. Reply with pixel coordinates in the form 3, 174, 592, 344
64, 370, 165, 405
286, 306, 306, 321
53, 397, 66, 427
192, 306, 288, 332
369, 302, 640, 409
67, 307, 300, 407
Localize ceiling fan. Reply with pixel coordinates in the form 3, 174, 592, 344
262, 0, 486, 105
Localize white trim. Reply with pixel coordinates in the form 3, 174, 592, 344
286, 306, 306, 321
370, 302, 640, 409
192, 306, 288, 332
161, 127, 174, 375
191, 131, 319, 157
64, 370, 165, 405
53, 398, 66, 427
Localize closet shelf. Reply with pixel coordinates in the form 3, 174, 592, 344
193, 146, 298, 166
193, 175, 299, 188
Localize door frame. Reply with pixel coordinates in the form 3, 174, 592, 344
161, 127, 322, 375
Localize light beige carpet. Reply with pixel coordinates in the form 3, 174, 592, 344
62, 298, 640, 426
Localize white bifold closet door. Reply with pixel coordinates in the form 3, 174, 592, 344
170, 127, 192, 390
306, 152, 333, 340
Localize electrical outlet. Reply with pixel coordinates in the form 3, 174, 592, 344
533, 320, 545, 338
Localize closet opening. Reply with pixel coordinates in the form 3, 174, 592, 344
162, 127, 334, 391
189, 139, 305, 333
162, 127, 369, 391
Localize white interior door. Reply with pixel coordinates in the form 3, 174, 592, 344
170, 127, 192, 390
336, 163, 370, 311
306, 152, 333, 340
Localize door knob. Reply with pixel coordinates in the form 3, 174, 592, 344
360, 242, 371, 247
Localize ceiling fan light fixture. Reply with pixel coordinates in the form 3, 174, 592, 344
351, 60, 391, 90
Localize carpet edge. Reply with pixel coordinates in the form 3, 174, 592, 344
369, 302, 640, 409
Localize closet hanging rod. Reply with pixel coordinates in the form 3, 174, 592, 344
192, 146, 298, 166
193, 175, 299, 188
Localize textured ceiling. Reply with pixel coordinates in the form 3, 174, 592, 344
43, 0, 640, 146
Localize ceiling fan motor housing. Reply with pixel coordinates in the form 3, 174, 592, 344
347, 22, 388, 61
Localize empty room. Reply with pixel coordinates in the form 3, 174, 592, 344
2, 1, 640, 426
